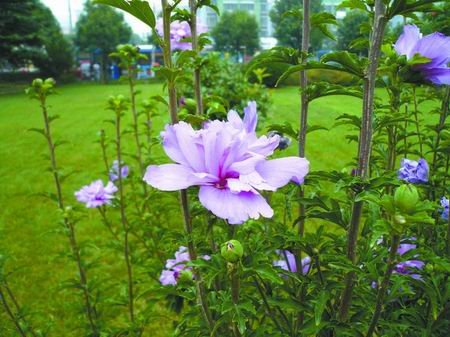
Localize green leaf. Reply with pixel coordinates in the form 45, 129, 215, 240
154, 66, 182, 83
408, 53, 431, 66
314, 290, 329, 326
28, 127, 47, 138
94, 0, 156, 28
267, 122, 299, 139
306, 125, 329, 134
338, 0, 367, 11
388, 0, 442, 19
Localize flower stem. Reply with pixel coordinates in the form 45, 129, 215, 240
412, 86, 423, 157
127, 67, 150, 205
160, 1, 214, 331
189, 0, 203, 115
366, 235, 400, 337
180, 191, 214, 330
252, 276, 285, 333
0, 287, 27, 337
338, 0, 387, 322
3, 280, 38, 337
38, 95, 98, 335
99, 129, 110, 175
114, 108, 135, 324
431, 87, 450, 198
230, 263, 241, 337
296, 0, 310, 331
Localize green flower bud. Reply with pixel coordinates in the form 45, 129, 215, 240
32, 78, 43, 87
44, 78, 56, 86
394, 184, 419, 213
394, 214, 406, 225
221, 240, 243, 263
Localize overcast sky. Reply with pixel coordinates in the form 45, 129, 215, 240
41, 0, 162, 37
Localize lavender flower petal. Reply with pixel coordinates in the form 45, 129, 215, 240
75, 180, 117, 208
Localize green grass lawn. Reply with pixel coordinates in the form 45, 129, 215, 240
0, 82, 437, 335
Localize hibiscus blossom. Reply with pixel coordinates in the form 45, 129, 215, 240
155, 19, 207, 51
144, 101, 309, 224
394, 24, 450, 85
75, 180, 117, 208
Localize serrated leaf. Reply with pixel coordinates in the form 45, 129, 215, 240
94, 0, 156, 28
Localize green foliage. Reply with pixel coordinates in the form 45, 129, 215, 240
0, 0, 41, 67
269, 0, 326, 51
94, 0, 156, 28
1, 0, 450, 336
32, 3, 73, 78
0, 0, 72, 78
211, 11, 260, 55
178, 53, 272, 117
75, 2, 132, 81
336, 10, 369, 54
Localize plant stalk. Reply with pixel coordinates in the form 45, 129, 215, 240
412, 86, 423, 157
338, 0, 387, 322
296, 0, 310, 331
39, 95, 98, 335
114, 108, 135, 323
0, 287, 27, 337
160, 1, 214, 330
189, 0, 203, 115
366, 235, 400, 337
230, 263, 241, 337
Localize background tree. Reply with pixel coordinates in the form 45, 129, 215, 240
270, 0, 324, 51
336, 11, 368, 54
0, 0, 42, 67
211, 11, 259, 56
420, 2, 450, 35
75, 2, 132, 82
32, 3, 73, 79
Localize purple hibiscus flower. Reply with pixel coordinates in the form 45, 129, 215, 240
156, 19, 207, 51
372, 237, 424, 288
398, 158, 429, 184
440, 196, 449, 220
160, 246, 210, 286
394, 239, 424, 280
394, 24, 450, 85
109, 160, 129, 182
273, 250, 311, 275
75, 180, 117, 208
144, 101, 309, 224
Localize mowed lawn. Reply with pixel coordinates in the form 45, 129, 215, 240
0, 82, 437, 334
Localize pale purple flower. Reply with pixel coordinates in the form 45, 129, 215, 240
394, 238, 424, 280
398, 158, 429, 184
144, 101, 309, 224
440, 196, 449, 220
160, 246, 210, 286
394, 24, 450, 85
75, 180, 117, 208
273, 250, 311, 275
109, 160, 129, 182
156, 19, 207, 51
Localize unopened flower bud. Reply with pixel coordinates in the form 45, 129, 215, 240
394, 214, 407, 225
32, 78, 43, 87
44, 78, 56, 86
221, 240, 243, 263
394, 184, 419, 213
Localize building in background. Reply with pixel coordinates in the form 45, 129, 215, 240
199, 0, 274, 38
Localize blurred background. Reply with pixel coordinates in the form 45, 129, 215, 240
0, 0, 374, 87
